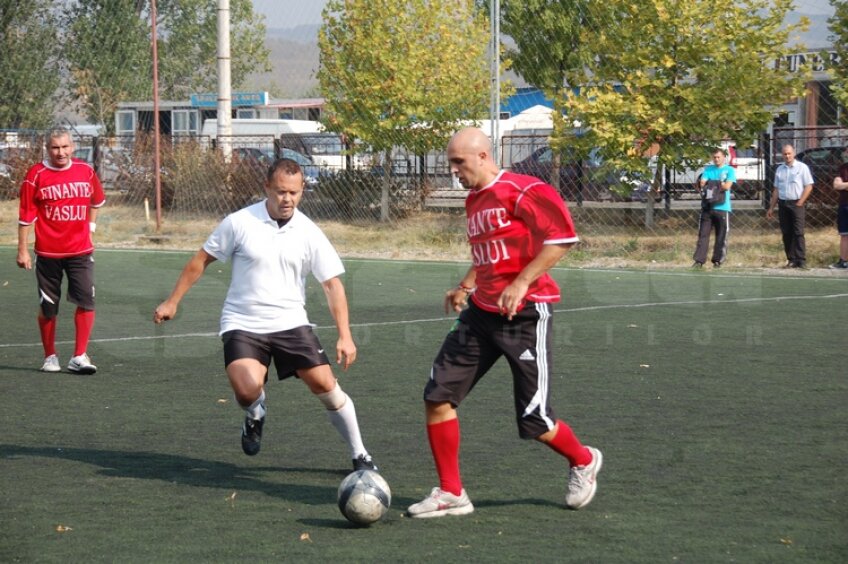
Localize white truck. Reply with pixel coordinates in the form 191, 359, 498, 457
200, 118, 348, 171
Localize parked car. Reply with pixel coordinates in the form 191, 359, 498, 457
97, 146, 131, 190
97, 146, 162, 193
0, 145, 35, 179
0, 161, 12, 199
510, 146, 618, 203
794, 145, 848, 206
619, 171, 654, 202
281, 148, 321, 187
74, 146, 95, 167
232, 147, 320, 187
726, 142, 765, 199
662, 140, 765, 200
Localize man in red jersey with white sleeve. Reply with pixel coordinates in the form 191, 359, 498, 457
17, 128, 106, 374
408, 127, 602, 518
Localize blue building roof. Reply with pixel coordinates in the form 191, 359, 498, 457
501, 88, 553, 116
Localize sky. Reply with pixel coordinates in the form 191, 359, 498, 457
250, 0, 836, 29
251, 0, 327, 28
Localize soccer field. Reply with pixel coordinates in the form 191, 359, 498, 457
1, 247, 846, 562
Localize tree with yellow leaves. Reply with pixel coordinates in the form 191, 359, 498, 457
563, 0, 809, 199
318, 0, 491, 220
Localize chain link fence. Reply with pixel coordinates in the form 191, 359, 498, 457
1, 0, 845, 265
765, 126, 848, 226
2, 126, 845, 235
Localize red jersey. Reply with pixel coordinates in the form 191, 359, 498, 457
465, 170, 579, 312
18, 159, 106, 258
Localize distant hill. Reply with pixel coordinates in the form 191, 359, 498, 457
243, 25, 321, 98
266, 24, 320, 43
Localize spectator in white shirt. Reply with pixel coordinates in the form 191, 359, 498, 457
767, 144, 814, 268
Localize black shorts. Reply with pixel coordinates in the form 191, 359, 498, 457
837, 204, 848, 235
35, 254, 96, 317
425, 300, 558, 439
222, 327, 330, 380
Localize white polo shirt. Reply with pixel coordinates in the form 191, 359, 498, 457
774, 160, 814, 200
203, 201, 344, 335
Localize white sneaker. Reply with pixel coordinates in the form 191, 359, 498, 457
68, 353, 97, 375
407, 487, 474, 518
40, 354, 61, 373
565, 446, 603, 510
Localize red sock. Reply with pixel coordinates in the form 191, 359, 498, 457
427, 418, 463, 496
38, 315, 57, 357
545, 420, 592, 467
74, 307, 96, 357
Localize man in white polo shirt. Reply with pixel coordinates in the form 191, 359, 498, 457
153, 158, 377, 472
767, 144, 814, 268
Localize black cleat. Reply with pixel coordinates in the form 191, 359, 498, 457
241, 416, 264, 456
352, 453, 378, 472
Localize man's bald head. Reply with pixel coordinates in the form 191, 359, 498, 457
449, 127, 494, 158
447, 127, 499, 190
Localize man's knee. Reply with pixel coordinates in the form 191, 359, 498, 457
425, 400, 455, 423
316, 382, 347, 410
39, 304, 59, 319
298, 364, 337, 395
226, 360, 266, 405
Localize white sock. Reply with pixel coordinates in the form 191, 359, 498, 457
245, 389, 266, 420
325, 393, 367, 459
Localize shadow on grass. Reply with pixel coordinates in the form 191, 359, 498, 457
473, 498, 563, 510
0, 364, 64, 373
0, 443, 348, 505
300, 518, 365, 530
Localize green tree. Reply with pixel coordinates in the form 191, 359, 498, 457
564, 0, 809, 204
828, 0, 848, 110
154, 0, 270, 100
318, 0, 491, 220
0, 0, 61, 129
500, 1, 592, 93
66, 0, 270, 131
67, 1, 149, 134
497, 0, 602, 191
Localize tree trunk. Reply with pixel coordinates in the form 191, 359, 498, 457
645, 165, 663, 228
381, 148, 391, 222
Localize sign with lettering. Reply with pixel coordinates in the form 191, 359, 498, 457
774, 51, 840, 73
190, 92, 269, 107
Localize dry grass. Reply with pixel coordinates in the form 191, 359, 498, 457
2, 200, 843, 270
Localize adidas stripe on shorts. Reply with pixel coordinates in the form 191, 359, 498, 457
424, 300, 558, 439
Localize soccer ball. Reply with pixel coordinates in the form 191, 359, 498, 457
337, 469, 391, 526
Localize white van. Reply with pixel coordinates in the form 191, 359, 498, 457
200, 118, 325, 142
278, 131, 348, 171
201, 118, 348, 170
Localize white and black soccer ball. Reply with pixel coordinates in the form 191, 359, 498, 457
337, 469, 391, 526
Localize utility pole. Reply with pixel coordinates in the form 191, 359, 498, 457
151, 0, 162, 231
490, 0, 500, 166
217, 0, 233, 160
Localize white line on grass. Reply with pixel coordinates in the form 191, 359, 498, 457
69, 250, 847, 282
3, 292, 846, 349
342, 257, 847, 282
